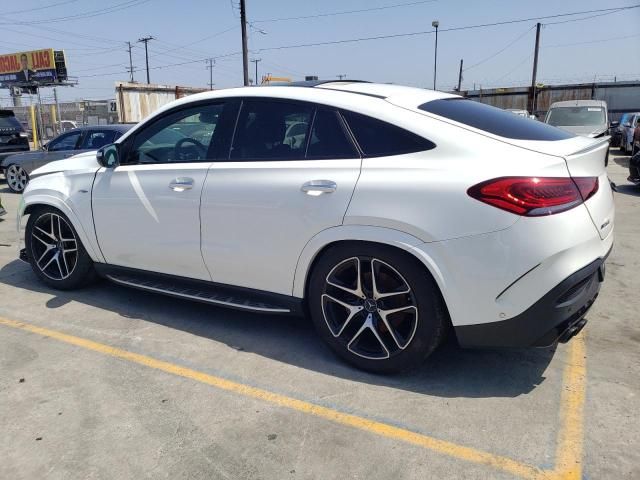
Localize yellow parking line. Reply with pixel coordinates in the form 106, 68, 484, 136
0, 315, 587, 479
550, 332, 587, 480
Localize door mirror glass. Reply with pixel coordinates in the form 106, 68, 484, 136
97, 143, 119, 168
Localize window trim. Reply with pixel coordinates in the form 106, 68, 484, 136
221, 97, 361, 163
119, 99, 228, 166
339, 109, 436, 158
48, 130, 82, 152
304, 107, 360, 160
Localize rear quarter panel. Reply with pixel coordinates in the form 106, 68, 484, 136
344, 109, 572, 242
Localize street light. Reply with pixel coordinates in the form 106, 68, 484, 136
432, 20, 439, 90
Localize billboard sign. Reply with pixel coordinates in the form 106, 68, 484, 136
0, 49, 67, 88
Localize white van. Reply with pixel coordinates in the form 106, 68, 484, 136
544, 100, 609, 138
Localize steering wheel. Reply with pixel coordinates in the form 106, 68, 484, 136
174, 137, 207, 161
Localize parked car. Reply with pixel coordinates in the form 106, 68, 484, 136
544, 100, 610, 138
0, 110, 30, 165
506, 109, 530, 118
58, 120, 78, 133
611, 113, 632, 148
619, 112, 640, 154
19, 81, 613, 373
0, 124, 132, 193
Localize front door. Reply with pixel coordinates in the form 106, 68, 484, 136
201, 99, 362, 295
92, 101, 227, 280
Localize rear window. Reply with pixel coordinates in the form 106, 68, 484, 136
419, 98, 573, 141
546, 107, 605, 127
0, 112, 22, 130
341, 110, 435, 157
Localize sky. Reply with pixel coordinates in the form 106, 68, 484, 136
1, 0, 639, 104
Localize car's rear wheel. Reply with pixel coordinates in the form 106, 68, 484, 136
6, 164, 29, 193
308, 243, 447, 373
25, 206, 96, 290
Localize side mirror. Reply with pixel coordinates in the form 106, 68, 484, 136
623, 122, 632, 128
42, 142, 48, 151
96, 143, 120, 168
609, 121, 619, 128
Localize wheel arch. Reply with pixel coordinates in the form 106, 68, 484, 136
22, 195, 103, 262
293, 225, 452, 322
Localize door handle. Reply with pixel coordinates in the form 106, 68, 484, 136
301, 180, 337, 195
169, 177, 194, 192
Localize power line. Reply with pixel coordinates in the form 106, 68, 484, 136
253, 0, 436, 23
5, 0, 80, 15
74, 4, 639, 82
544, 33, 640, 48
464, 26, 534, 71
251, 5, 639, 54
0, 0, 151, 26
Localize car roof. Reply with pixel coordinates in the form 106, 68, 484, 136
150, 81, 455, 119
548, 100, 607, 108
72, 124, 133, 132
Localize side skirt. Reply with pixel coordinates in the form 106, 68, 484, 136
95, 264, 304, 316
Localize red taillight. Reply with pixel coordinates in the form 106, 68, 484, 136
467, 177, 599, 216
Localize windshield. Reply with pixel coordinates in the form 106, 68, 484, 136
0, 113, 22, 130
545, 107, 605, 127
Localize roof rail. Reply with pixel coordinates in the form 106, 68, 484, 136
283, 80, 371, 88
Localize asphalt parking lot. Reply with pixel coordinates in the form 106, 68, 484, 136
0, 149, 638, 480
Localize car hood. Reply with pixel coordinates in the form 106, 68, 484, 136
30, 150, 99, 177
553, 124, 608, 137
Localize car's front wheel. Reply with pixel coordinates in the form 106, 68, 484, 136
308, 243, 447, 373
25, 206, 96, 290
6, 164, 29, 193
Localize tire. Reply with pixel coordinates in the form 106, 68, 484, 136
25, 206, 96, 290
5, 163, 29, 193
308, 243, 447, 373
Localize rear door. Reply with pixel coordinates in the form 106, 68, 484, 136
200, 99, 362, 295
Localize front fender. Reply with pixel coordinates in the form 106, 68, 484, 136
21, 185, 104, 263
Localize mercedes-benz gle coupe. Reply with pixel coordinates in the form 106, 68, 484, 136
19, 81, 614, 372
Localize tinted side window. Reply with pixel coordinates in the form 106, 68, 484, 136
341, 111, 435, 157
80, 130, 119, 150
48, 131, 81, 151
307, 109, 358, 159
125, 102, 224, 164
231, 100, 312, 160
419, 98, 573, 141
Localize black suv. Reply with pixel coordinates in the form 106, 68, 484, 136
0, 110, 30, 162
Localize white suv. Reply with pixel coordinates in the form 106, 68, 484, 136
19, 81, 614, 373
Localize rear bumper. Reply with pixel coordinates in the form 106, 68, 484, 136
455, 251, 609, 348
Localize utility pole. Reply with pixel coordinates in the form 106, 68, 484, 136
530, 22, 541, 114
206, 58, 215, 90
457, 59, 463, 92
138, 36, 154, 84
126, 41, 135, 82
53, 87, 62, 129
337, 74, 347, 80
250, 58, 261, 85
432, 20, 439, 90
240, 0, 249, 86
